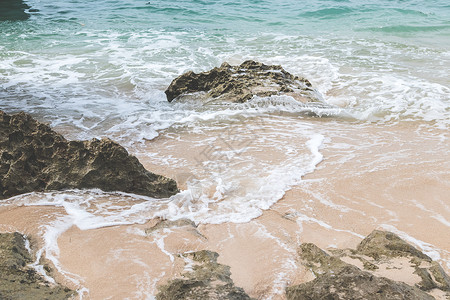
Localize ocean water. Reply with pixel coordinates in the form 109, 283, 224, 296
1, 0, 450, 298
1, 0, 449, 135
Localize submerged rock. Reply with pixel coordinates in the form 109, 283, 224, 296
0, 232, 74, 299
0, 0, 30, 21
156, 250, 252, 300
165, 60, 322, 104
0, 110, 178, 199
286, 230, 450, 299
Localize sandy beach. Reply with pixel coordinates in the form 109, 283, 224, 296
1, 119, 448, 299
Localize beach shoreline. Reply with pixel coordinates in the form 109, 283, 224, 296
1, 118, 448, 299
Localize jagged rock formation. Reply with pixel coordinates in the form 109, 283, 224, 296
0, 232, 73, 299
156, 250, 252, 300
0, 110, 178, 199
286, 230, 450, 300
165, 60, 322, 104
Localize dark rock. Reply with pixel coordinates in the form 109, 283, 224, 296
428, 262, 450, 291
0, 0, 30, 21
0, 110, 179, 199
286, 264, 434, 300
156, 250, 253, 300
357, 230, 450, 291
357, 230, 431, 261
297, 243, 348, 275
0, 232, 74, 299
286, 230, 450, 299
165, 60, 322, 104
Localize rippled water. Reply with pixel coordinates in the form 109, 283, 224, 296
1, 0, 449, 138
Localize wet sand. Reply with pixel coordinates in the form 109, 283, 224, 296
0, 119, 449, 299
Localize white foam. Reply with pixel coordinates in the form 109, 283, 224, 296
288, 210, 365, 239
126, 227, 148, 237
412, 200, 450, 227
2, 33, 447, 172
271, 260, 298, 296
30, 216, 91, 298
432, 215, 450, 227
30, 247, 56, 284
41, 217, 80, 282
22, 235, 57, 284
1, 126, 323, 230
254, 222, 296, 254
301, 187, 356, 213
130, 269, 163, 300
23, 236, 32, 253
248, 222, 299, 296
2, 31, 447, 150
180, 253, 196, 273
150, 229, 175, 263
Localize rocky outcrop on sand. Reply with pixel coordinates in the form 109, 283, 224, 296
156, 250, 252, 300
356, 230, 450, 292
286, 230, 450, 300
165, 60, 322, 104
0, 110, 178, 199
0, 232, 73, 299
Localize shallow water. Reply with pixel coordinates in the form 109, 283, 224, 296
0, 0, 449, 298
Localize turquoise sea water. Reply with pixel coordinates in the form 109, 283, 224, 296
1, 0, 449, 141
3, 0, 450, 35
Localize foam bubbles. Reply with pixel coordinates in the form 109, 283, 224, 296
3, 129, 324, 227
2, 29, 449, 146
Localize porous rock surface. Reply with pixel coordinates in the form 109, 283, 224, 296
0, 110, 178, 199
156, 250, 252, 300
0, 232, 74, 299
286, 230, 450, 300
165, 60, 322, 103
